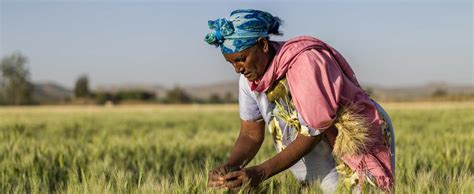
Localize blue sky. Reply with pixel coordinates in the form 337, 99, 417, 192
1, 0, 472, 88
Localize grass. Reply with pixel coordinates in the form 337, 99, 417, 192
0, 102, 473, 193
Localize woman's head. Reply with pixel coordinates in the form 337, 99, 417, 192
205, 9, 282, 81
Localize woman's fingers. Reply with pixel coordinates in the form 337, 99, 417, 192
224, 176, 244, 188
224, 170, 252, 189
208, 168, 227, 188
208, 180, 225, 188
209, 171, 225, 181
223, 171, 242, 180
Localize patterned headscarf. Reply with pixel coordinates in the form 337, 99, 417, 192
205, 9, 281, 54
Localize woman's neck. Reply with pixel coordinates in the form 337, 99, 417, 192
263, 41, 278, 72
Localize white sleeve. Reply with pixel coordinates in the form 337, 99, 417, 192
238, 75, 262, 121
298, 113, 323, 136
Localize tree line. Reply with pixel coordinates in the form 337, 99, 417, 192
73, 74, 236, 105
0, 53, 237, 105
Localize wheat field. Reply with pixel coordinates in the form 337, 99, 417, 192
1, 102, 473, 193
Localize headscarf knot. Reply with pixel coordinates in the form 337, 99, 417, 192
205, 19, 234, 47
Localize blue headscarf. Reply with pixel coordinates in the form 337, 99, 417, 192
205, 9, 281, 54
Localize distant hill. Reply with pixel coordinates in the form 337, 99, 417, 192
366, 82, 474, 100
183, 80, 239, 101
33, 82, 72, 103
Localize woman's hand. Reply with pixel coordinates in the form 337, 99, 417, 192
208, 165, 241, 188
223, 165, 267, 192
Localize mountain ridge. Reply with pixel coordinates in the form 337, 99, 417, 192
32, 80, 474, 103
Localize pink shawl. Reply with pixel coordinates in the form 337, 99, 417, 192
249, 36, 394, 191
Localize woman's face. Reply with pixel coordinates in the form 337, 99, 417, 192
223, 39, 273, 82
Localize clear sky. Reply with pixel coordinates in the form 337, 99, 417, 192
1, 0, 472, 88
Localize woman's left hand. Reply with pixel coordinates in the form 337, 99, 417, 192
223, 166, 267, 192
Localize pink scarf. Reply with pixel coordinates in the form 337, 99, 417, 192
250, 36, 361, 92
249, 36, 393, 191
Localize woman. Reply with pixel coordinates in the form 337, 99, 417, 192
205, 9, 395, 193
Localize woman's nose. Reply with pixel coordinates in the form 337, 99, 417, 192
233, 64, 244, 74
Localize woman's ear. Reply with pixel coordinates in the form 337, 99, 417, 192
258, 38, 269, 53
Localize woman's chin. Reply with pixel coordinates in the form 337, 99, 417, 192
245, 72, 261, 82
245, 75, 257, 82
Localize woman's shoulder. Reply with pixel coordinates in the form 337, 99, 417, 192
272, 35, 328, 61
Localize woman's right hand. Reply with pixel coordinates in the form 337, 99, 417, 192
208, 165, 240, 188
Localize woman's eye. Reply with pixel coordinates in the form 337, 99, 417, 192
234, 56, 246, 62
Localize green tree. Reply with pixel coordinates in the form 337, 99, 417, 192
0, 52, 34, 105
0, 78, 4, 105
208, 93, 223, 104
164, 86, 191, 104
432, 88, 447, 97
115, 90, 156, 101
74, 74, 90, 98
223, 92, 236, 103
94, 91, 115, 105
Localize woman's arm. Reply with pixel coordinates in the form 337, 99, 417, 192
208, 119, 265, 188
224, 119, 266, 168
259, 133, 322, 177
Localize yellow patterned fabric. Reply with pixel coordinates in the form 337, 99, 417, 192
266, 78, 312, 152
